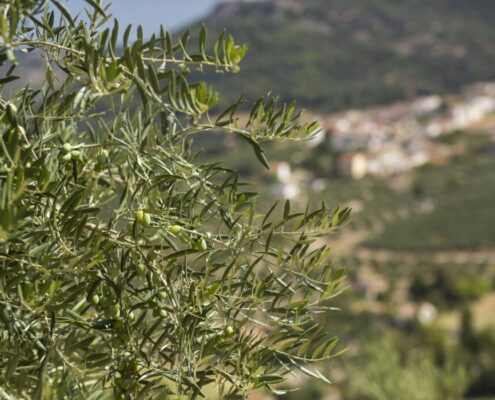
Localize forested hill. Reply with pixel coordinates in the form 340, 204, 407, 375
192, 0, 495, 111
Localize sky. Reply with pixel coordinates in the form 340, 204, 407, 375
68, 0, 224, 33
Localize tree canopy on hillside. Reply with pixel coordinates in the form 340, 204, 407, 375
198, 0, 495, 110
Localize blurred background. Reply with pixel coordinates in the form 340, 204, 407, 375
22, 0, 495, 398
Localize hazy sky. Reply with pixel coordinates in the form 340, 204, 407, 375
68, 0, 224, 33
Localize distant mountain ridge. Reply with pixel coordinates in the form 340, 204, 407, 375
193, 0, 495, 111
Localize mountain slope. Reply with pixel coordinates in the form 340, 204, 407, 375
193, 0, 495, 111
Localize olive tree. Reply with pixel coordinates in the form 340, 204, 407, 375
0, 1, 348, 398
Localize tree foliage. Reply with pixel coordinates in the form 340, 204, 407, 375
196, 0, 495, 111
0, 1, 348, 398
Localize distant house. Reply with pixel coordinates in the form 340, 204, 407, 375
269, 161, 308, 200
304, 80, 495, 183
351, 152, 368, 179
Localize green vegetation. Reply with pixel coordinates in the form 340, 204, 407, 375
0, 1, 348, 398
341, 334, 468, 400
195, 0, 495, 110
366, 134, 495, 250
410, 263, 493, 309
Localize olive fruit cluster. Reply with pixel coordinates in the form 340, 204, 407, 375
135, 209, 151, 227
61, 143, 82, 161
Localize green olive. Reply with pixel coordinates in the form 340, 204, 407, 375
143, 213, 151, 226
62, 152, 72, 162
157, 290, 167, 300
136, 262, 147, 277
224, 325, 234, 337
70, 150, 81, 160
159, 309, 167, 318
90, 294, 100, 305
198, 238, 207, 251
97, 149, 109, 165
62, 143, 72, 153
168, 225, 182, 235
112, 304, 121, 319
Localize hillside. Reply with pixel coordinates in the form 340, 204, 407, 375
194, 0, 495, 111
